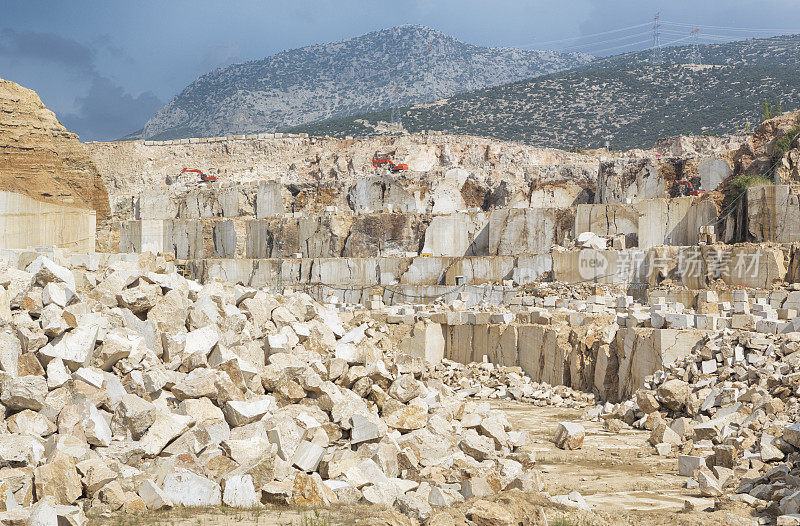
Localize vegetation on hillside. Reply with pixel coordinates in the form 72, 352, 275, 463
285, 62, 800, 151
138, 25, 592, 140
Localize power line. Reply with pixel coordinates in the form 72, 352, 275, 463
509, 17, 798, 58
591, 34, 692, 56
659, 35, 695, 46
696, 35, 800, 43
661, 29, 800, 42
517, 22, 652, 48
559, 30, 652, 50
662, 21, 800, 33
591, 39, 654, 55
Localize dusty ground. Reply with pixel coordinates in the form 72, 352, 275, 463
99, 401, 761, 526
497, 402, 710, 512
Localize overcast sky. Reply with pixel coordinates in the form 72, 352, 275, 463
2, 0, 798, 141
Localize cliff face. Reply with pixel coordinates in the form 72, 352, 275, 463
0, 78, 109, 218
731, 110, 800, 182
86, 131, 746, 223
84, 133, 603, 220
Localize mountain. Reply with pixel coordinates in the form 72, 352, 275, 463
137, 25, 593, 140
284, 34, 800, 151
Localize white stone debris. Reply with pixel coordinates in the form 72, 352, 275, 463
0, 254, 542, 522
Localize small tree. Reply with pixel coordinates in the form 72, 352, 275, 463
777, 100, 783, 117
762, 100, 773, 122
745, 120, 751, 133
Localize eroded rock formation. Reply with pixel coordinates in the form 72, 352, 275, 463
0, 78, 109, 218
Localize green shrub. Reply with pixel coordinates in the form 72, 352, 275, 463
723, 173, 774, 211
762, 100, 774, 122
774, 119, 800, 159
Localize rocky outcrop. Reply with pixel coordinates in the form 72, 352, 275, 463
652, 134, 748, 158
0, 79, 109, 218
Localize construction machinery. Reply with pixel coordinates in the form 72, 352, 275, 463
675, 180, 705, 196
176, 263, 193, 280
372, 154, 408, 173
178, 168, 217, 183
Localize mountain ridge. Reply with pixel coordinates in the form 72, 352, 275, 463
282, 34, 800, 151
136, 25, 593, 140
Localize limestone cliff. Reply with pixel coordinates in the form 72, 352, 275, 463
0, 78, 109, 218
732, 110, 800, 180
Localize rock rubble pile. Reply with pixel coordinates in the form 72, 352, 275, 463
0, 253, 541, 523
595, 328, 800, 523
431, 359, 595, 409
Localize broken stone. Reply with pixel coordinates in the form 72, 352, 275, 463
42, 282, 75, 308
137, 479, 173, 510
554, 422, 585, 450
0, 331, 20, 376
222, 474, 259, 508
678, 455, 707, 477
1, 375, 47, 411
6, 410, 56, 437
383, 403, 428, 432
33, 453, 82, 505
783, 423, 800, 449
657, 379, 689, 411
39, 324, 99, 371
137, 412, 193, 457
468, 499, 515, 526
76, 458, 117, 495
115, 393, 157, 439
162, 469, 222, 507
350, 413, 384, 444
293, 441, 325, 472
459, 430, 496, 461
45, 358, 70, 389
697, 470, 723, 497
223, 396, 274, 427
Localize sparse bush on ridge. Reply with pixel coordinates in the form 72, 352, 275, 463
774, 117, 800, 159
723, 173, 774, 212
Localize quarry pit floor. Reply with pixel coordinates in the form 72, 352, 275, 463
99, 401, 757, 526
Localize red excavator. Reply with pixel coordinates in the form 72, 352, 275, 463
178, 168, 217, 183
675, 180, 705, 196
372, 154, 408, 173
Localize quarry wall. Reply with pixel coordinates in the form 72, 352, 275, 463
575, 197, 718, 248
0, 191, 96, 252
439, 317, 708, 402
746, 184, 800, 243
84, 134, 600, 222
79, 130, 773, 409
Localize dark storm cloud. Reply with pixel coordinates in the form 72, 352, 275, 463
0, 29, 161, 141
0, 29, 96, 75
60, 76, 162, 141
90, 34, 136, 65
